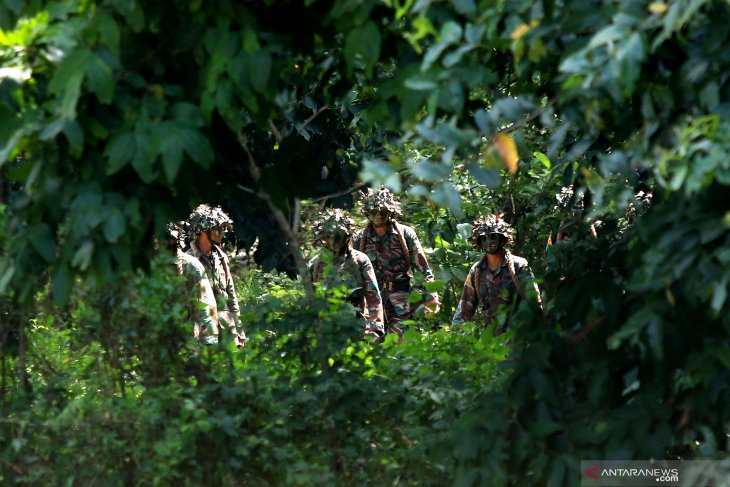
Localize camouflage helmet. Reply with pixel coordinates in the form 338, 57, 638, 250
187, 204, 234, 235
312, 208, 356, 241
468, 214, 515, 246
165, 221, 190, 248
361, 186, 402, 218
554, 186, 585, 215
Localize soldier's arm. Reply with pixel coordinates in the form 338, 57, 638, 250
515, 259, 543, 309
404, 227, 440, 305
198, 274, 220, 334
360, 255, 384, 335
451, 268, 479, 325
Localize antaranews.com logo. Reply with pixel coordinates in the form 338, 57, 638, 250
580, 460, 729, 486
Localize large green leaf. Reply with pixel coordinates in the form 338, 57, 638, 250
344, 21, 381, 77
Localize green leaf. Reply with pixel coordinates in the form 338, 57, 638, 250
344, 21, 381, 77
0, 105, 21, 165
29, 223, 56, 263
86, 55, 114, 104
411, 159, 451, 182
103, 210, 126, 243
105, 132, 135, 174
408, 290, 422, 303
71, 241, 94, 271
451, 0, 476, 15
711, 280, 727, 313
51, 264, 71, 305
96, 14, 120, 56
424, 280, 444, 293
49, 48, 95, 118
456, 223, 472, 240
361, 159, 401, 192
467, 163, 501, 188
248, 49, 272, 93
533, 151, 551, 169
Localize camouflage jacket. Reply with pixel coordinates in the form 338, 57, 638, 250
309, 247, 384, 334
176, 250, 219, 339
352, 221, 438, 302
188, 241, 244, 339
451, 252, 536, 326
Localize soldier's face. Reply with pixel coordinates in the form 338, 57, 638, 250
208, 226, 223, 244
480, 233, 506, 254
324, 232, 347, 253
368, 209, 390, 226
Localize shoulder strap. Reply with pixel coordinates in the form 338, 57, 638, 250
473, 259, 482, 305
391, 220, 411, 273
504, 249, 526, 300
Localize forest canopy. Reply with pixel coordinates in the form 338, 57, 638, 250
1, 0, 729, 485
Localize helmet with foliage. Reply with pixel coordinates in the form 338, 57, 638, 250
360, 186, 402, 218
187, 204, 234, 235
165, 221, 191, 249
468, 214, 514, 246
554, 185, 585, 215
312, 208, 356, 241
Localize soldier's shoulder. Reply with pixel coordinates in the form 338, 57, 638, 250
350, 248, 371, 263
179, 252, 206, 275
510, 254, 530, 269
352, 226, 367, 241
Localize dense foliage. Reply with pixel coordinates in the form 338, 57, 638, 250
1, 0, 729, 485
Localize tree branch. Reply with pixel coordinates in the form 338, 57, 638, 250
237, 133, 315, 300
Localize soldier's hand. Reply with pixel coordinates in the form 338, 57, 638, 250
424, 300, 441, 314
235, 335, 246, 349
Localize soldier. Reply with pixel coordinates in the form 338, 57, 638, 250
352, 187, 440, 334
547, 185, 599, 246
186, 204, 246, 348
166, 222, 219, 343
452, 214, 541, 332
309, 208, 384, 338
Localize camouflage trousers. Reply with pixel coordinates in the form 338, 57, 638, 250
383, 290, 411, 334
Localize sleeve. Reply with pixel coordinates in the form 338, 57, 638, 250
451, 266, 479, 325
515, 258, 543, 309
404, 226, 439, 302
222, 255, 241, 318
197, 273, 220, 334
360, 255, 384, 334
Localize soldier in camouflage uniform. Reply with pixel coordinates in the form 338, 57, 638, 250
186, 205, 246, 348
547, 186, 599, 246
452, 214, 541, 332
309, 208, 384, 338
352, 187, 440, 334
166, 222, 219, 343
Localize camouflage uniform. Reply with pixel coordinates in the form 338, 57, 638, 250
452, 215, 539, 330
167, 222, 219, 341
353, 188, 438, 331
186, 205, 246, 344
309, 209, 384, 335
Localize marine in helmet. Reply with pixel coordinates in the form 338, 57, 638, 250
166, 222, 219, 343
309, 208, 384, 338
186, 204, 246, 348
452, 214, 541, 332
352, 187, 441, 334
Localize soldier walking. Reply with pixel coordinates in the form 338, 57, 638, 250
186, 204, 247, 348
452, 214, 541, 333
165, 222, 219, 343
353, 187, 441, 335
309, 208, 384, 339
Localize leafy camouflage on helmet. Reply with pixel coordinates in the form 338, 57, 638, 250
468, 214, 515, 245
361, 187, 402, 218
188, 204, 234, 235
554, 185, 585, 215
312, 208, 356, 240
